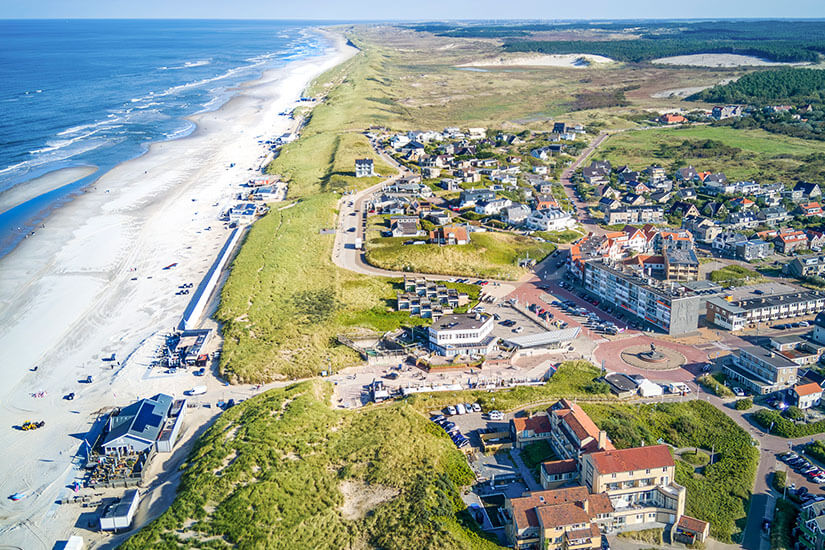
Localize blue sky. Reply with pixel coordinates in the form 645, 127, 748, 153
3, 0, 825, 19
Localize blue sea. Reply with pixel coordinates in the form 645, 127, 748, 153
0, 19, 330, 256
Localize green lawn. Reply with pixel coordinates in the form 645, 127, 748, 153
581, 400, 759, 542
771, 499, 798, 550
120, 381, 503, 550
520, 440, 558, 483
708, 265, 764, 287
365, 232, 556, 280
594, 125, 825, 183
535, 229, 583, 244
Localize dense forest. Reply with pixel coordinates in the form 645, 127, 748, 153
406, 20, 825, 63
503, 39, 824, 63
690, 68, 825, 104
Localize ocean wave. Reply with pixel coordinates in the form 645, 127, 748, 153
159, 59, 211, 70
57, 118, 115, 137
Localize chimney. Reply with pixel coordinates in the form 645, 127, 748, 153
598, 430, 608, 450
579, 499, 589, 513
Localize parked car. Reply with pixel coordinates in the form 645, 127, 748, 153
456, 403, 466, 415
443, 422, 456, 431
447, 405, 457, 415
472, 403, 482, 413
431, 415, 445, 423
732, 387, 745, 397
489, 410, 504, 421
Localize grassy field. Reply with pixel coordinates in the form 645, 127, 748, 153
593, 125, 825, 183
581, 400, 759, 542
406, 360, 613, 414
365, 232, 556, 280
708, 264, 764, 286
121, 381, 502, 550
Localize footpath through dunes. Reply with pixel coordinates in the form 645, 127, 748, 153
0, 36, 356, 549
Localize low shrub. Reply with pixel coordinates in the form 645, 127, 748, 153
807, 440, 825, 463
753, 408, 825, 438
734, 398, 753, 410
698, 374, 734, 398
617, 528, 663, 545
773, 470, 787, 492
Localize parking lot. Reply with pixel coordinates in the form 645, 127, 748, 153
487, 302, 550, 340
777, 449, 825, 501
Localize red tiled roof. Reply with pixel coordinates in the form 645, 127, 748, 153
566, 523, 601, 541
795, 382, 823, 397
512, 414, 552, 435
542, 459, 578, 476
537, 503, 590, 529
677, 514, 709, 534
588, 444, 674, 474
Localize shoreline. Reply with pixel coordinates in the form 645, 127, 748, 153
0, 165, 98, 216
0, 29, 357, 548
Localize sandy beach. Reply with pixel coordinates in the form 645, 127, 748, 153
0, 30, 356, 548
0, 165, 98, 215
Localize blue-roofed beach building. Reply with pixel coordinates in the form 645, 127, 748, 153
101, 394, 174, 456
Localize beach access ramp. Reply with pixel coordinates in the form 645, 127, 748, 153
179, 227, 242, 331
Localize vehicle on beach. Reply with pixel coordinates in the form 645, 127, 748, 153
9, 492, 26, 501
163, 263, 178, 270
64, 392, 75, 400
21, 420, 45, 431
85, 375, 93, 383
187, 385, 207, 396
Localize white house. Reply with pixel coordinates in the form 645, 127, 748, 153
390, 134, 410, 149
428, 313, 495, 357
474, 198, 512, 216
524, 209, 575, 232
502, 204, 531, 225
533, 166, 548, 175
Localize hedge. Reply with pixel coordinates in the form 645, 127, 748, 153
752, 409, 825, 438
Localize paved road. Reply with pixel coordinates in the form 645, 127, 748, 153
559, 132, 610, 236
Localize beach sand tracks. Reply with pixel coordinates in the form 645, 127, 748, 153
339, 479, 399, 521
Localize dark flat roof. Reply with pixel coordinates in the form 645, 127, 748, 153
431, 313, 490, 332
740, 345, 798, 369
712, 290, 825, 313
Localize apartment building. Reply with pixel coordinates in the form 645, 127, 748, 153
706, 290, 825, 331
787, 255, 825, 278
580, 445, 686, 531
505, 487, 614, 550
663, 249, 699, 282
427, 313, 495, 356
798, 499, 825, 550
546, 398, 614, 460
723, 345, 799, 395
583, 260, 700, 335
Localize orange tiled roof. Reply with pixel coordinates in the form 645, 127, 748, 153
512, 414, 552, 435
677, 514, 709, 533
588, 444, 674, 474
795, 382, 823, 397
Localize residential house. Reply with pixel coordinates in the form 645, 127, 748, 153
675, 166, 699, 182
669, 201, 700, 218
682, 216, 722, 244
735, 239, 773, 261
599, 185, 622, 200
787, 254, 825, 278
552, 122, 569, 134
774, 231, 809, 254
709, 290, 825, 334
605, 206, 664, 225
475, 198, 512, 216
354, 158, 375, 177
439, 178, 460, 191
784, 187, 806, 203
791, 382, 823, 409
599, 197, 622, 212
623, 193, 647, 207
535, 193, 558, 211
533, 165, 548, 175
390, 216, 423, 238
421, 166, 441, 179
797, 202, 824, 217
644, 165, 667, 183
458, 188, 495, 208
429, 225, 470, 245
808, 231, 825, 251
798, 498, 825, 550
628, 181, 651, 195
511, 414, 553, 449
531, 147, 554, 161
796, 181, 822, 201
702, 173, 732, 195
622, 226, 649, 253
499, 203, 530, 225
650, 190, 674, 204
724, 211, 760, 229
505, 486, 613, 550
712, 230, 748, 255
711, 105, 743, 119
618, 170, 640, 184
703, 201, 728, 219
660, 113, 687, 124
759, 206, 791, 225
525, 209, 576, 232
677, 187, 698, 200
730, 197, 756, 210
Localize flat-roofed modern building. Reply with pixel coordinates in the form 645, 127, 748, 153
706, 290, 825, 331
427, 313, 495, 357
724, 345, 799, 395
583, 260, 700, 335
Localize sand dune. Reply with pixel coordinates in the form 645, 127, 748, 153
458, 53, 614, 68
653, 53, 809, 67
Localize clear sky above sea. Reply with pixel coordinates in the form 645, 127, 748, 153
3, 0, 825, 20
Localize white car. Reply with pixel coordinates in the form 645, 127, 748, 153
447, 405, 457, 415
732, 387, 745, 397
472, 403, 481, 413
456, 403, 467, 415
489, 410, 504, 420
